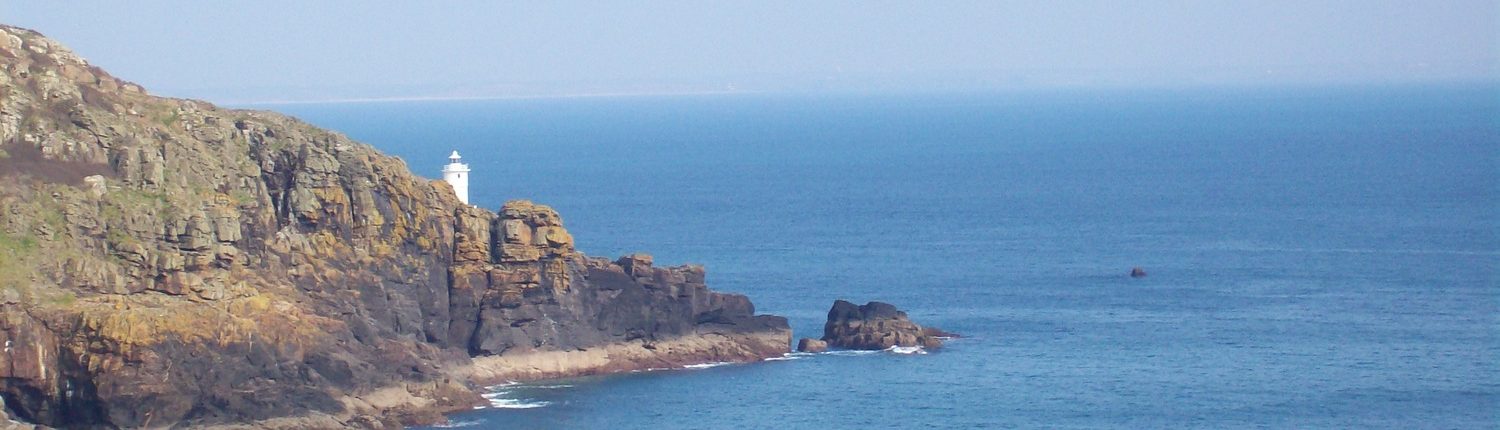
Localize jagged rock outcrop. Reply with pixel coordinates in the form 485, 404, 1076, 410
821, 300, 950, 350
0, 24, 789, 429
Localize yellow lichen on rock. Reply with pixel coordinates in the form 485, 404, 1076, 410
496, 200, 575, 262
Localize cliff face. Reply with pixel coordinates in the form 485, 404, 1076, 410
0, 25, 789, 429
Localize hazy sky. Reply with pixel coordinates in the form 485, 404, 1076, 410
2, 1, 1495, 102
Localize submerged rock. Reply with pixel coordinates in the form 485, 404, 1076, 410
821, 300, 949, 350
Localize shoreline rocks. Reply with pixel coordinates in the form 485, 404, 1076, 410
463, 329, 790, 382
820, 300, 951, 350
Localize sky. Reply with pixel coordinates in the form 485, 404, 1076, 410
2, 1, 1495, 103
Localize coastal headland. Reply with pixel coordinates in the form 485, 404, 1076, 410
0, 25, 789, 429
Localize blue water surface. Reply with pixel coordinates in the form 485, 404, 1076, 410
263, 85, 1498, 429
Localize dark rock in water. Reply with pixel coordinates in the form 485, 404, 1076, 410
821, 300, 948, 350
1131, 267, 1148, 278
796, 338, 828, 353
921, 326, 960, 339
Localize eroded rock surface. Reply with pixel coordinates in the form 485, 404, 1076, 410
821, 300, 949, 350
0, 24, 789, 429
795, 338, 828, 353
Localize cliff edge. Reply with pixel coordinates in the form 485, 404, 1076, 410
0, 25, 789, 429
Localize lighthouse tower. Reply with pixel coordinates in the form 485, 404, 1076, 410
442, 150, 471, 204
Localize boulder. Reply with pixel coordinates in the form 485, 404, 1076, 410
82, 174, 106, 197
821, 300, 948, 350
795, 338, 828, 353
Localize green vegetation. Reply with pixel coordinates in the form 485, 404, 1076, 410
44, 290, 76, 307
105, 227, 139, 249
230, 188, 254, 206
0, 230, 39, 293
0, 230, 39, 254
156, 110, 181, 128
96, 188, 172, 262
38, 203, 66, 232
100, 188, 169, 220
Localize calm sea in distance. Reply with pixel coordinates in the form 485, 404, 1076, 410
264, 85, 1497, 429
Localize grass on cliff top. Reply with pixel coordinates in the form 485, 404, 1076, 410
45, 290, 76, 306
0, 230, 82, 307
0, 230, 39, 254
99, 188, 170, 220
0, 230, 38, 293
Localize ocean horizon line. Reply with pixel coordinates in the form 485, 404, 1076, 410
222, 89, 760, 107
219, 79, 1500, 107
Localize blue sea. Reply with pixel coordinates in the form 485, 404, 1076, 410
265, 85, 1498, 429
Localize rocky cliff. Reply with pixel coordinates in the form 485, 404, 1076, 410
0, 25, 789, 429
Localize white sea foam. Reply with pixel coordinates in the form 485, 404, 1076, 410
682, 361, 734, 369
886, 345, 927, 355
483, 381, 519, 390
488, 397, 551, 409
763, 354, 804, 361
430, 418, 483, 427
821, 349, 883, 357
477, 386, 552, 409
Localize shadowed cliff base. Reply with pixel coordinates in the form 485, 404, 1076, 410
0, 24, 789, 429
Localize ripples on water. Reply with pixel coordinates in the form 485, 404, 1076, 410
275, 86, 1499, 429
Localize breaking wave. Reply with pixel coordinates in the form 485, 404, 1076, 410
483, 381, 519, 390
768, 347, 931, 358
430, 418, 483, 427
481, 391, 551, 409
885, 345, 927, 354
821, 349, 884, 357
764, 352, 815, 361
682, 361, 734, 369
477, 387, 552, 409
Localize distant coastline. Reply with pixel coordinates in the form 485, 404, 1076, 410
225, 89, 759, 106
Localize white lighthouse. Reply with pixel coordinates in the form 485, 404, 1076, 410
442, 150, 471, 204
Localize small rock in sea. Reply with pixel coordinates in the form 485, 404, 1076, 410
1130, 267, 1147, 278
796, 338, 828, 353
821, 300, 950, 350
920, 326, 960, 339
